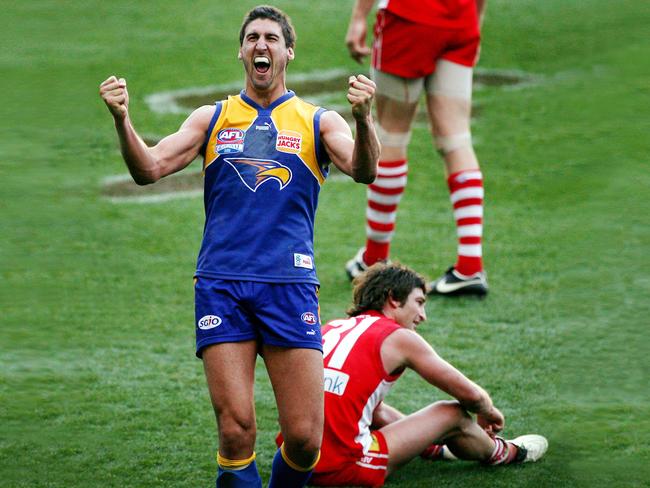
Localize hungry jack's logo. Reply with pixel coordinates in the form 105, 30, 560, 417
225, 158, 292, 192
276, 130, 302, 154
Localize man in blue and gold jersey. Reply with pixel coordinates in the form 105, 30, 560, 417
100, 5, 380, 487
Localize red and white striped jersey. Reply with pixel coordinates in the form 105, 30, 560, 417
315, 311, 403, 474
378, 0, 479, 29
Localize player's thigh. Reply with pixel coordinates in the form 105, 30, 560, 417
202, 341, 258, 423
380, 400, 465, 473
375, 92, 419, 160
426, 92, 472, 136
262, 345, 324, 440
425, 59, 474, 135
376, 94, 419, 133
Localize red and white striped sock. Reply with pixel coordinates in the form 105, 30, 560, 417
486, 437, 518, 465
447, 169, 484, 276
420, 443, 445, 460
364, 159, 408, 265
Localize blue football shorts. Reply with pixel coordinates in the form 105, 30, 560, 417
194, 277, 323, 358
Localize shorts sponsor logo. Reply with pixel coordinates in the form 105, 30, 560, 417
198, 315, 222, 330
216, 128, 244, 154
324, 368, 349, 396
301, 312, 317, 325
294, 253, 313, 269
276, 130, 302, 154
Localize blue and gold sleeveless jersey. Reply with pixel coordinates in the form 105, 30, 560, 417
196, 90, 330, 284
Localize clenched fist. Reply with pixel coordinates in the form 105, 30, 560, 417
99, 76, 129, 119
347, 74, 375, 121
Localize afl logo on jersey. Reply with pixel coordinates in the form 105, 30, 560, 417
301, 312, 318, 325
216, 128, 245, 154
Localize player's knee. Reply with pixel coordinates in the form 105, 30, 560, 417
282, 421, 322, 458
434, 131, 472, 156
217, 413, 257, 450
377, 124, 411, 152
431, 400, 472, 430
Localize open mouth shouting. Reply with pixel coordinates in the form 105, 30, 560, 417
254, 56, 271, 74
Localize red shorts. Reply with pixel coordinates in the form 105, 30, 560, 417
310, 431, 389, 487
372, 9, 480, 79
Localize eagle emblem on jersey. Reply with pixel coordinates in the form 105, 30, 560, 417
225, 158, 292, 192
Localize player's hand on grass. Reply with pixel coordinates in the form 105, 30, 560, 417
477, 406, 505, 436
345, 18, 371, 63
100, 75, 129, 120
347, 74, 375, 121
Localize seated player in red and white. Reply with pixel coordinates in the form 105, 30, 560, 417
306, 263, 547, 486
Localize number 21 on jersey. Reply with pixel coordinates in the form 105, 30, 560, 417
322, 316, 379, 396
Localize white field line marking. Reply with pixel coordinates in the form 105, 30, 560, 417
145, 68, 350, 114
102, 169, 204, 203
101, 169, 203, 186
106, 190, 203, 204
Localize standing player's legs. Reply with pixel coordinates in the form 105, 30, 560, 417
345, 74, 420, 280
346, 10, 433, 280
263, 345, 324, 487
426, 56, 488, 296
203, 341, 263, 487
196, 278, 262, 487
253, 282, 324, 488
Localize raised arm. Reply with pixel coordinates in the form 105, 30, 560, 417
320, 74, 379, 184
381, 329, 505, 434
99, 75, 213, 185
346, 0, 375, 63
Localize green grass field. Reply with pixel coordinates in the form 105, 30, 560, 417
2, 0, 649, 486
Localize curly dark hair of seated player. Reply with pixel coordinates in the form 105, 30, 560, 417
239, 5, 296, 48
347, 263, 427, 317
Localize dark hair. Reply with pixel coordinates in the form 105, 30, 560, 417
347, 263, 427, 317
239, 5, 296, 48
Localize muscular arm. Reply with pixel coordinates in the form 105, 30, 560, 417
381, 329, 504, 432
100, 76, 212, 185
320, 75, 379, 183
346, 0, 375, 63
